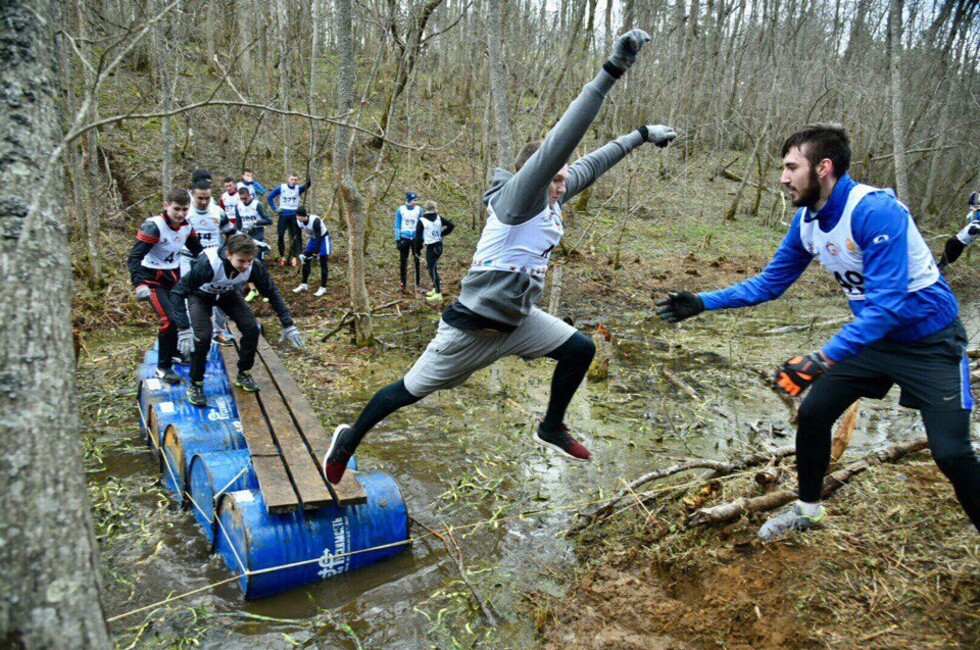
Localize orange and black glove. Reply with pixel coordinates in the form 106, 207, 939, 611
775, 351, 834, 396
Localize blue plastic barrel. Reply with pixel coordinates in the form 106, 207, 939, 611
161, 419, 247, 502
215, 470, 410, 599
188, 451, 360, 544
188, 450, 260, 542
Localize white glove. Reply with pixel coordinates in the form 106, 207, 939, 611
298, 254, 308, 264
255, 240, 271, 252
177, 329, 195, 357
280, 325, 303, 349
135, 285, 152, 301
606, 29, 650, 74
641, 124, 677, 148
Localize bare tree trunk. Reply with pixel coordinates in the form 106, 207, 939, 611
487, 0, 514, 167
0, 1, 110, 647
336, 0, 373, 345
277, 0, 290, 171
890, 0, 910, 200
76, 0, 103, 286
307, 0, 321, 205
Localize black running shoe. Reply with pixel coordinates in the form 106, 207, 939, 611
156, 367, 182, 385
323, 424, 355, 485
187, 381, 207, 407
235, 371, 260, 392
172, 353, 187, 365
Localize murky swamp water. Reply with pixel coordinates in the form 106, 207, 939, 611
81, 290, 980, 649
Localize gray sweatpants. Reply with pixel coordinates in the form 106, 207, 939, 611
404, 307, 576, 397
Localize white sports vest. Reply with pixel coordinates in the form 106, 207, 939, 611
420, 215, 443, 245
221, 191, 241, 223
799, 183, 939, 301
300, 215, 333, 254
237, 200, 261, 230
277, 184, 301, 211
141, 215, 192, 270
187, 203, 225, 249
398, 205, 421, 235
199, 248, 253, 294
471, 203, 563, 277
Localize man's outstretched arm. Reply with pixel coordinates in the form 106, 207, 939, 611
563, 125, 676, 201
490, 30, 651, 225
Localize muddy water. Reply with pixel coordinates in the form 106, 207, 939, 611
86, 290, 979, 649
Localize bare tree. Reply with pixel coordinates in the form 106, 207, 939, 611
336, 0, 374, 345
487, 0, 514, 167
890, 0, 910, 200
0, 0, 110, 647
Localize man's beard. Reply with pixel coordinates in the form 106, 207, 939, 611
791, 168, 821, 208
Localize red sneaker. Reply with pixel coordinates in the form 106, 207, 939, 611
533, 424, 591, 461
278, 258, 287, 267
323, 424, 355, 484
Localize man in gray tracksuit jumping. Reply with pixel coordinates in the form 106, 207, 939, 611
322, 29, 677, 484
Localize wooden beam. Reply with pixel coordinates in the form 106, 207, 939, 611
249, 356, 335, 509
256, 336, 367, 506
219, 343, 299, 513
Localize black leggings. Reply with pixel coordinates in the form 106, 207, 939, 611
188, 291, 259, 383
277, 214, 301, 258
146, 284, 178, 371
302, 255, 329, 288
398, 239, 420, 287
797, 378, 980, 531
345, 330, 596, 452
425, 244, 442, 293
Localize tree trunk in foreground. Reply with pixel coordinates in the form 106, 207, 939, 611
335, 0, 373, 345
0, 0, 110, 647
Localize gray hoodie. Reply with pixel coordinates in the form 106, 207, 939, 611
453, 68, 647, 326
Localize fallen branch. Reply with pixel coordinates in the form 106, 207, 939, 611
411, 517, 499, 626
830, 400, 860, 464
570, 446, 795, 533
661, 368, 703, 400
320, 299, 409, 341
686, 438, 928, 528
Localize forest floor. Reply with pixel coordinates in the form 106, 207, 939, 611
74, 149, 979, 648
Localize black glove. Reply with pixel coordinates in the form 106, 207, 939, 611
775, 351, 833, 397
655, 291, 705, 323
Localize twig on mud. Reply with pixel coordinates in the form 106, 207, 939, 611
686, 438, 928, 527
661, 368, 703, 400
570, 446, 796, 533
759, 317, 850, 335
411, 517, 499, 626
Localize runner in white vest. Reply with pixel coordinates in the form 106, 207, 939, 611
126, 189, 203, 384
294, 207, 332, 297
415, 200, 455, 301
322, 30, 677, 485
657, 124, 979, 538
219, 177, 241, 226
394, 192, 423, 293
267, 173, 311, 266
939, 191, 980, 270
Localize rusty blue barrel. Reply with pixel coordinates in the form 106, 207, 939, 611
160, 419, 247, 502
188, 450, 260, 542
214, 470, 409, 599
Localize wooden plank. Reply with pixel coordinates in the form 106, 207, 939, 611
250, 455, 301, 513
219, 344, 299, 512
256, 336, 368, 506
249, 358, 334, 509
219, 345, 278, 456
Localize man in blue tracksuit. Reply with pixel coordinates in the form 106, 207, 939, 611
394, 191, 422, 293
657, 124, 979, 539
267, 173, 311, 266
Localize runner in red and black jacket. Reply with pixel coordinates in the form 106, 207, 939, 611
127, 189, 203, 384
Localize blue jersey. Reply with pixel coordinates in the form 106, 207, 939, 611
699, 174, 958, 361
394, 204, 422, 240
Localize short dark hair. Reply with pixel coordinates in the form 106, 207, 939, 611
296, 206, 307, 216
190, 168, 211, 183
166, 189, 190, 205
223, 176, 235, 184
225, 232, 258, 257
781, 123, 851, 177
191, 179, 212, 192
515, 141, 543, 171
